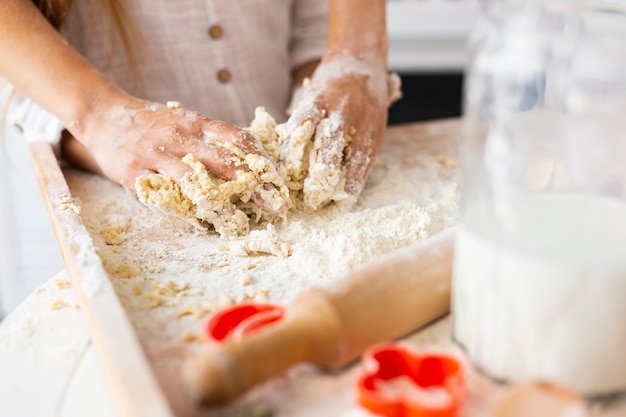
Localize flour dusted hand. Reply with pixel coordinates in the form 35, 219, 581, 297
73, 93, 287, 216
131, 59, 401, 237
280, 52, 400, 210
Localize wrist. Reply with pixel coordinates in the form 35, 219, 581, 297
63, 78, 129, 142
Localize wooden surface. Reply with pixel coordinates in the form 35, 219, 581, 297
25, 120, 470, 417
29, 142, 175, 417
10, 119, 626, 417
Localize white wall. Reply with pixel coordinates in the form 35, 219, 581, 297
387, 0, 480, 73
0, 86, 65, 316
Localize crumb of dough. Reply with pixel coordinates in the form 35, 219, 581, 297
132, 284, 143, 296
135, 174, 197, 220
166, 101, 183, 109
228, 225, 292, 258
435, 154, 458, 168
194, 306, 213, 319
106, 260, 140, 279
246, 107, 282, 160
103, 216, 131, 245
58, 196, 81, 214
216, 294, 233, 310
153, 281, 189, 297
178, 288, 201, 297
253, 288, 271, 302
241, 275, 253, 286
181, 332, 203, 343
55, 279, 70, 290
177, 305, 194, 318
253, 292, 269, 302
148, 292, 163, 309
51, 300, 72, 310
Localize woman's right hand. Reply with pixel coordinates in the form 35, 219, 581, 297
66, 92, 288, 214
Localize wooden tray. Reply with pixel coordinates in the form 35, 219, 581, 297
30, 120, 471, 417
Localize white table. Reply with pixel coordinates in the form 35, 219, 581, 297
0, 271, 117, 417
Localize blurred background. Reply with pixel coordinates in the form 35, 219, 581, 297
387, 0, 477, 124
0, 0, 479, 317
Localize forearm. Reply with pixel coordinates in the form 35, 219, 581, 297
327, 0, 388, 58
0, 0, 125, 137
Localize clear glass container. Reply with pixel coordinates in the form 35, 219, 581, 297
452, 0, 626, 395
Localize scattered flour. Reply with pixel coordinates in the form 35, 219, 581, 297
64, 120, 460, 415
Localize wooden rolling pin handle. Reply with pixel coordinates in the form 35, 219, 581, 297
182, 229, 455, 405
182, 290, 343, 404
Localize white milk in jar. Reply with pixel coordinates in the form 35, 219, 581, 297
452, 193, 626, 394
455, 0, 626, 395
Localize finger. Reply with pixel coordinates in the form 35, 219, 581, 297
343, 127, 378, 199
302, 113, 346, 210
201, 119, 268, 158
189, 142, 240, 182
123, 168, 155, 191
188, 142, 290, 215
278, 100, 325, 183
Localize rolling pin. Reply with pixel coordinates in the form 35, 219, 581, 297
182, 228, 455, 405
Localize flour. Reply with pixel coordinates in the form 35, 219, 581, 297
68, 130, 459, 321
64, 121, 459, 415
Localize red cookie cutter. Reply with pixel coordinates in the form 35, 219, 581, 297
356, 343, 465, 417
204, 302, 286, 343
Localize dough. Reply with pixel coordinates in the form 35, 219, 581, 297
135, 106, 342, 237
135, 135, 290, 237
135, 73, 402, 237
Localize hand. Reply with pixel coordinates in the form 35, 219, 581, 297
66, 93, 288, 214
280, 51, 392, 210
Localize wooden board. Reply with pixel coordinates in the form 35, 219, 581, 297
30, 142, 175, 417
28, 119, 482, 417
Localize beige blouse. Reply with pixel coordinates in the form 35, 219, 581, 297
7, 0, 328, 144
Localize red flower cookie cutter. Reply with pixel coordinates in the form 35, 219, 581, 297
204, 302, 286, 343
357, 343, 465, 417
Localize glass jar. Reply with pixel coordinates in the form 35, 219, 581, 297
452, 0, 626, 395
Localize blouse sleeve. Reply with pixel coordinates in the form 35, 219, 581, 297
4, 88, 65, 157
290, 0, 329, 70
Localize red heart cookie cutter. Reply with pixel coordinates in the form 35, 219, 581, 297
357, 343, 465, 417
204, 302, 286, 343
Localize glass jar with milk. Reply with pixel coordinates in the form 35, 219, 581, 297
453, 0, 626, 395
